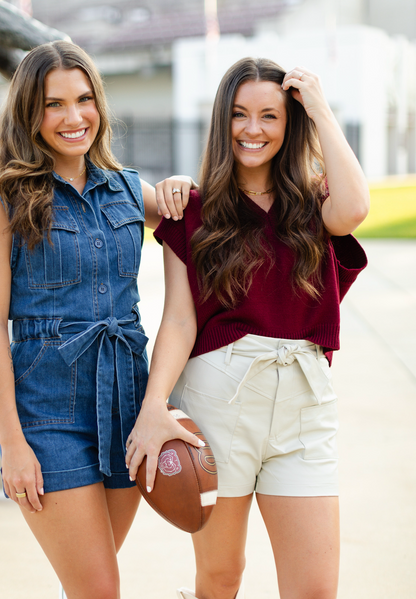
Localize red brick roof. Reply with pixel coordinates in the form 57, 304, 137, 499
31, 0, 287, 52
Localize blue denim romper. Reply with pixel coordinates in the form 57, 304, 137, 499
6, 163, 149, 492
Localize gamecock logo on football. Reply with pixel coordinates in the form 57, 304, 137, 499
158, 449, 182, 476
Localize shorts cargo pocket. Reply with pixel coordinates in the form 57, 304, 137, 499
25, 207, 81, 289
178, 384, 242, 464
300, 399, 339, 460
13, 340, 76, 427
101, 201, 144, 278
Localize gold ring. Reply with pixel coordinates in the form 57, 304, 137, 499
172, 188, 181, 194
299, 72, 304, 80
16, 491, 27, 498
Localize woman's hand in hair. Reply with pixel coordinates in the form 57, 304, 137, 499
281, 67, 332, 123
283, 68, 370, 235
155, 176, 199, 221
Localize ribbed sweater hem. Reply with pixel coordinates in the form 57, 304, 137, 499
190, 322, 340, 359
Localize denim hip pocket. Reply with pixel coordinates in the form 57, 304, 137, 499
12, 339, 76, 428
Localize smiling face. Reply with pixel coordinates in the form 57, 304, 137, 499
39, 67, 100, 166
231, 79, 287, 181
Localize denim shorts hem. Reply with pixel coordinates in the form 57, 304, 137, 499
41, 463, 102, 493
103, 471, 137, 490
40, 464, 136, 493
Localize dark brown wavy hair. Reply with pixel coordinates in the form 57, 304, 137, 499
191, 57, 327, 307
0, 40, 121, 248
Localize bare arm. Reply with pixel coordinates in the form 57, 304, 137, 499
282, 68, 370, 236
141, 179, 160, 230
125, 243, 202, 490
0, 203, 43, 513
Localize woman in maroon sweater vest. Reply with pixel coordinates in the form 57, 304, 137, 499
127, 58, 369, 599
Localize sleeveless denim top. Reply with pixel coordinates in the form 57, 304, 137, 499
7, 163, 148, 476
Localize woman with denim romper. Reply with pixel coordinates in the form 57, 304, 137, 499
126, 58, 370, 599
0, 41, 201, 599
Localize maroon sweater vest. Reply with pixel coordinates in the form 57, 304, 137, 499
154, 191, 367, 364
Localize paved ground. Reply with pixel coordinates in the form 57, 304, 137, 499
1, 239, 416, 599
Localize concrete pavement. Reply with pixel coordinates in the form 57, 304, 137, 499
1, 239, 415, 599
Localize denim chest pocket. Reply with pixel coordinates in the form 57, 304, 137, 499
25, 207, 81, 289
101, 201, 144, 278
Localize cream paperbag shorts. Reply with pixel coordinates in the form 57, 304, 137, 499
170, 334, 339, 497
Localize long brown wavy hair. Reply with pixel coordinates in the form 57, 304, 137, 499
192, 57, 327, 307
0, 40, 121, 249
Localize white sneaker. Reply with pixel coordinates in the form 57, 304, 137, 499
176, 579, 244, 599
177, 589, 195, 599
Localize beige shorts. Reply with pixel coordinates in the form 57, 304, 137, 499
170, 334, 339, 497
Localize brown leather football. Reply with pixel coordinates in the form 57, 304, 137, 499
135, 404, 218, 533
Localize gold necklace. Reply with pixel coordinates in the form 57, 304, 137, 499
57, 166, 87, 182
239, 187, 274, 196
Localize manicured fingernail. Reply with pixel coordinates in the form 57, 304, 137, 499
173, 216, 178, 221
126, 463, 129, 468
164, 213, 171, 219
40, 488, 44, 495
147, 486, 152, 493
129, 476, 134, 482
37, 506, 43, 511
198, 440, 205, 447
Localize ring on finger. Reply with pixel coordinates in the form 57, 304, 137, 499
172, 188, 181, 195
298, 72, 304, 81
16, 491, 27, 498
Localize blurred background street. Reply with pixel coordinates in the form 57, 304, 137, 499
1, 0, 416, 597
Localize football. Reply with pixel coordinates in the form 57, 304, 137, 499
135, 404, 218, 533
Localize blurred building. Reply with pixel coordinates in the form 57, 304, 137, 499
1, 0, 416, 181
25, 0, 290, 182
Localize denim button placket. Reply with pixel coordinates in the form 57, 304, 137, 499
8, 166, 148, 483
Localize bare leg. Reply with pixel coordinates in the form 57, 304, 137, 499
192, 495, 252, 599
105, 486, 141, 552
21, 483, 140, 599
256, 494, 340, 599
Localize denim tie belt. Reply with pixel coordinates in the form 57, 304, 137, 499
57, 315, 148, 476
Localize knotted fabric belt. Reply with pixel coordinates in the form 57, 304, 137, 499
58, 315, 148, 476
222, 339, 329, 405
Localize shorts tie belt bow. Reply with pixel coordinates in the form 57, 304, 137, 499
58, 315, 148, 476
225, 342, 329, 405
